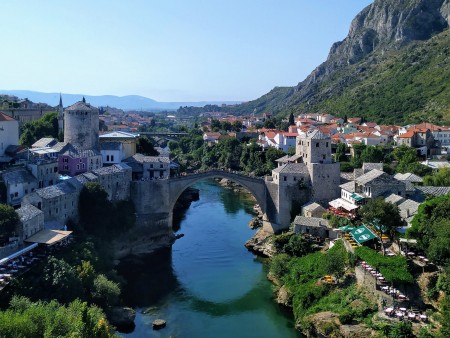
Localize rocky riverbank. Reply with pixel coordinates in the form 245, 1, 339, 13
245, 228, 274, 257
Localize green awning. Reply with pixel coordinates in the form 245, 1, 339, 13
339, 225, 355, 232
350, 225, 377, 245
351, 193, 364, 202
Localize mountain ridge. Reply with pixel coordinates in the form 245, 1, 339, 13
232, 0, 450, 124
0, 90, 240, 112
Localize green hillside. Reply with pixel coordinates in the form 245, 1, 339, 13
236, 29, 450, 125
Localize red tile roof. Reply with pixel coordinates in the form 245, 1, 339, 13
0, 112, 16, 121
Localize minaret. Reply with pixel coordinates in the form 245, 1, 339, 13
58, 93, 64, 136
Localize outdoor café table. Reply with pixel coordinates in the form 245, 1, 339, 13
423, 258, 429, 263
408, 313, 416, 319
396, 312, 404, 318
384, 307, 394, 314
387, 252, 395, 256
398, 294, 407, 300
418, 256, 425, 260
407, 252, 415, 256
381, 286, 389, 291
377, 276, 385, 281
420, 314, 427, 321
399, 307, 407, 312
367, 267, 374, 271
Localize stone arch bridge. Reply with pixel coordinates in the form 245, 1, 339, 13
130, 170, 294, 235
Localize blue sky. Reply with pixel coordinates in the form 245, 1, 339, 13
0, 0, 373, 102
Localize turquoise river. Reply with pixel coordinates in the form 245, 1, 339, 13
120, 179, 300, 338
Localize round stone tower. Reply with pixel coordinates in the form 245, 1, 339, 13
64, 97, 99, 151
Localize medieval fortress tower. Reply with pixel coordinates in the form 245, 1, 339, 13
63, 97, 99, 151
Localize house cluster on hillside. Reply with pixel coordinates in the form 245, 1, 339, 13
203, 113, 450, 161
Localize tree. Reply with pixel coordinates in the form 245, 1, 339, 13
0, 204, 19, 237
78, 183, 112, 236
136, 136, 159, 156
360, 145, 384, 163
288, 112, 295, 126
407, 193, 450, 265
335, 143, 348, 162
91, 274, 120, 307
19, 112, 59, 147
423, 167, 450, 186
358, 198, 403, 253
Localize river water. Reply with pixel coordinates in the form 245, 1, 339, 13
120, 179, 299, 338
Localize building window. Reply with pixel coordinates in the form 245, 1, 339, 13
107, 155, 110, 161
111, 155, 114, 161
322, 155, 326, 160
63, 158, 68, 163
82, 163, 85, 169
283, 176, 287, 181
77, 164, 80, 170
63, 165, 68, 170
316, 142, 319, 147
54, 167, 57, 172
160, 164, 163, 168
79, 159, 82, 163
326, 142, 329, 147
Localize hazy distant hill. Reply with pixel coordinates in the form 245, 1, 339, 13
0, 90, 240, 111
233, 0, 450, 124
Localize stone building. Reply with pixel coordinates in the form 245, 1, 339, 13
22, 179, 80, 228
124, 154, 170, 180
64, 98, 100, 151
58, 144, 102, 176
302, 202, 326, 218
91, 163, 132, 201
1, 168, 38, 207
16, 203, 44, 241
266, 130, 340, 228
292, 216, 339, 240
295, 130, 341, 201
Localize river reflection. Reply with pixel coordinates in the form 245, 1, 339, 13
119, 179, 300, 338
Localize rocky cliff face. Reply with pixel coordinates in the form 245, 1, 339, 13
296, 0, 448, 96
236, 0, 450, 120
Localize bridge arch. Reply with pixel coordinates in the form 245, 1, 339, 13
168, 170, 268, 226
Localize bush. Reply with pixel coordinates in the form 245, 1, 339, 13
354, 247, 413, 283
91, 275, 121, 307
339, 309, 354, 324
269, 254, 291, 279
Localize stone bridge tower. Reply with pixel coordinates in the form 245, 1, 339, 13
64, 97, 99, 151
296, 130, 340, 202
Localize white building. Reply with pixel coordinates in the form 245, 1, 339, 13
0, 111, 19, 157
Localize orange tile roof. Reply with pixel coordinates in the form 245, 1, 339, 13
0, 112, 16, 121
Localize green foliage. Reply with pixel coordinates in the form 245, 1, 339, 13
19, 111, 59, 147
423, 167, 450, 186
91, 274, 120, 307
273, 233, 312, 257
393, 145, 432, 176
42, 256, 84, 303
388, 321, 413, 338
269, 253, 292, 279
0, 296, 115, 337
335, 143, 348, 162
136, 136, 159, 156
354, 247, 413, 283
407, 193, 450, 265
324, 241, 348, 279
339, 161, 354, 172
357, 198, 403, 240
78, 183, 135, 238
0, 203, 20, 237
323, 212, 353, 228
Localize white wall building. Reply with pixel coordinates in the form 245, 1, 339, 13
0, 111, 19, 157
